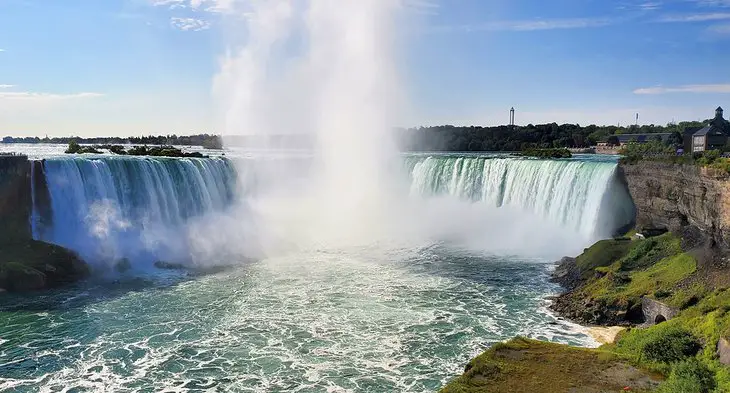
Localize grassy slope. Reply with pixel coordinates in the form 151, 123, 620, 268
442, 232, 730, 392
440, 337, 660, 393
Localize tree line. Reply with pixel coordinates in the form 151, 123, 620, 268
2, 119, 712, 153
2, 134, 223, 149
396, 121, 706, 152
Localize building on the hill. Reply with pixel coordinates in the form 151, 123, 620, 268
690, 107, 729, 153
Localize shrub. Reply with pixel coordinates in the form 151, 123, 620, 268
641, 327, 701, 364
658, 359, 715, 393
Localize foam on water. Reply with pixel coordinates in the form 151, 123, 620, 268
34, 156, 238, 268
0, 247, 597, 393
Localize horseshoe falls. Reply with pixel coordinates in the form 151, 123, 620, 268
1, 150, 638, 393
32, 156, 238, 268
406, 155, 635, 241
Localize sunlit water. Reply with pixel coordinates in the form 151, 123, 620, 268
0, 144, 620, 392
0, 247, 594, 392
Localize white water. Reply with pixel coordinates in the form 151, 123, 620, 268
34, 156, 237, 269
406, 155, 635, 241
214, 0, 406, 252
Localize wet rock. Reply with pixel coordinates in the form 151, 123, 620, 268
0, 263, 46, 291
550, 257, 580, 290
114, 258, 132, 273
154, 261, 186, 270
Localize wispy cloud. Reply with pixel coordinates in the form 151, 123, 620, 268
638, 2, 662, 11
708, 22, 730, 34
0, 85, 15, 89
403, 0, 440, 15
657, 12, 730, 22
150, 0, 236, 14
170, 17, 211, 31
436, 17, 615, 33
634, 84, 730, 94
0, 49, 5, 52
693, 0, 730, 7
0, 92, 104, 101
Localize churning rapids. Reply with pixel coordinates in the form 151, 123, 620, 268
0, 148, 635, 392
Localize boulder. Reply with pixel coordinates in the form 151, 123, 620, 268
718, 337, 730, 365
0, 262, 46, 291
550, 257, 581, 290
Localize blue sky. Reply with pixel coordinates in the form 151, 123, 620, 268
0, 0, 729, 137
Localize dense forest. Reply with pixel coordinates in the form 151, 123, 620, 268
395, 121, 706, 152
2, 134, 223, 149
1, 119, 711, 152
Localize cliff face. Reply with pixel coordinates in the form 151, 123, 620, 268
0, 155, 31, 242
618, 161, 730, 250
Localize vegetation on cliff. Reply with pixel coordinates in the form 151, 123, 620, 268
444, 228, 730, 392
440, 337, 661, 393
64, 141, 207, 158
516, 148, 572, 159
620, 142, 730, 175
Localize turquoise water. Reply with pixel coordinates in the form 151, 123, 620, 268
0, 147, 632, 392
0, 246, 593, 392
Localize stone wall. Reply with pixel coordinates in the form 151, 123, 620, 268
0, 155, 31, 242
618, 161, 730, 251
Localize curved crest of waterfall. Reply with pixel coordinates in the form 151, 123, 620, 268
406, 155, 635, 240
33, 156, 238, 267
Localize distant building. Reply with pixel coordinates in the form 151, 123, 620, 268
690, 107, 729, 153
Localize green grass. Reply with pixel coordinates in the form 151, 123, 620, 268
575, 238, 635, 274
440, 337, 660, 393
572, 234, 695, 310
440, 232, 730, 392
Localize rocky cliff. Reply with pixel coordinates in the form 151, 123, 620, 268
618, 161, 730, 252
0, 155, 32, 241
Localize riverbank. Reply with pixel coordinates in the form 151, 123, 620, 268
441, 230, 730, 392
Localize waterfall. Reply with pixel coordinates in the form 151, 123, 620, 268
33, 156, 238, 268
406, 155, 635, 240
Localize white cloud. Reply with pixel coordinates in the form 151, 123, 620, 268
0, 84, 14, 89
708, 22, 730, 34
633, 84, 730, 94
693, 0, 730, 7
436, 17, 614, 33
0, 49, 5, 52
658, 12, 730, 22
0, 91, 104, 101
639, 2, 662, 11
170, 17, 211, 31
150, 0, 237, 13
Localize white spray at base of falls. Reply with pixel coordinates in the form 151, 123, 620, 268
214, 0, 408, 251
210, 1, 635, 259
34, 156, 238, 269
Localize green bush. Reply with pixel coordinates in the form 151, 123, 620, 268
657, 359, 715, 393
697, 150, 721, 166
641, 327, 701, 364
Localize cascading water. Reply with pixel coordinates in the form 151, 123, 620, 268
406, 155, 635, 241
32, 156, 237, 268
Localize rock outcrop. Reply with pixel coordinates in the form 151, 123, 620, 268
0, 155, 90, 292
0, 155, 31, 241
618, 161, 730, 252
